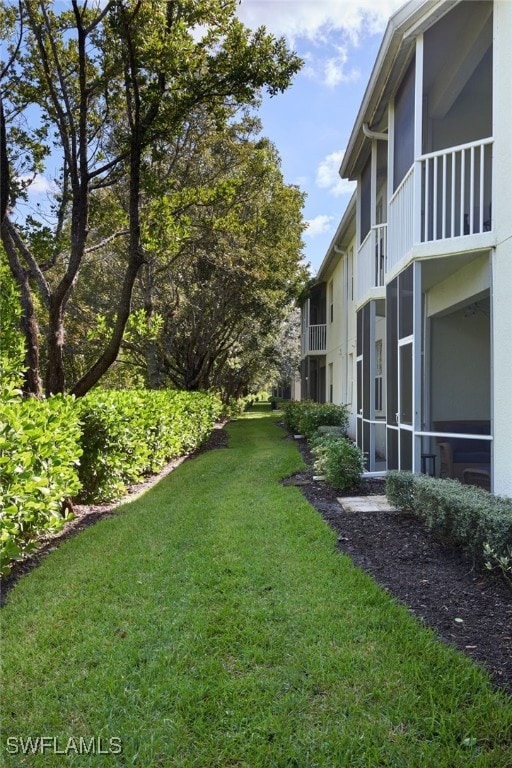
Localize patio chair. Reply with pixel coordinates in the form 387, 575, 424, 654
438, 442, 453, 479
462, 468, 491, 491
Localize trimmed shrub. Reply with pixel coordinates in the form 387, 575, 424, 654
77, 389, 222, 502
386, 470, 512, 576
299, 402, 349, 439
281, 400, 307, 433
311, 434, 365, 493
0, 395, 82, 574
385, 471, 416, 513
282, 400, 349, 438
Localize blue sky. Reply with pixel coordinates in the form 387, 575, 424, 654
236, 0, 405, 273
14, 0, 405, 276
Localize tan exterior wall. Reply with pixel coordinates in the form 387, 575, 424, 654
324, 240, 358, 440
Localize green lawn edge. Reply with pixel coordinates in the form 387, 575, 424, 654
1, 409, 511, 767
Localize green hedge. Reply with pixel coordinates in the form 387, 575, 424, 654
282, 400, 349, 439
77, 389, 222, 502
386, 471, 512, 579
0, 395, 82, 574
0, 389, 222, 574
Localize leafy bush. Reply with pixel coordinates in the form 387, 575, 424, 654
77, 389, 222, 502
0, 395, 82, 574
483, 543, 512, 586
222, 398, 247, 418
281, 400, 307, 433
282, 400, 349, 438
386, 471, 512, 576
311, 434, 365, 492
0, 260, 84, 575
0, 255, 26, 393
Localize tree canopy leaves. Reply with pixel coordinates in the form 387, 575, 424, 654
1, 0, 304, 397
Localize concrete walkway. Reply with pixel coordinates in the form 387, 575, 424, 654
337, 494, 397, 513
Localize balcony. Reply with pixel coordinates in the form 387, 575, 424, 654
420, 138, 492, 242
387, 137, 493, 273
388, 166, 414, 273
301, 324, 327, 356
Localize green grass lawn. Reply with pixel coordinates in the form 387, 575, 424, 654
2, 409, 512, 767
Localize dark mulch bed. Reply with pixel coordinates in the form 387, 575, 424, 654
288, 434, 512, 696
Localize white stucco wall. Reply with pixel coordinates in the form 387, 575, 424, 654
491, 0, 512, 496
426, 255, 490, 318
430, 307, 490, 421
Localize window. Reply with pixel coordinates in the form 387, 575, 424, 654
328, 363, 334, 403
375, 339, 383, 413
347, 354, 353, 405
328, 280, 334, 323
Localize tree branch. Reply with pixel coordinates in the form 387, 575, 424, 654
84, 229, 129, 254
0, 0, 24, 84
2, 216, 50, 305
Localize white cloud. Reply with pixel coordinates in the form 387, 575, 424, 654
19, 173, 58, 195
305, 214, 335, 237
316, 150, 356, 197
323, 47, 360, 87
236, 0, 405, 45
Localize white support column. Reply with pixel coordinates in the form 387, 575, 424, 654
371, 140, 377, 229
413, 34, 424, 245
387, 101, 395, 213
413, 261, 422, 473
356, 175, 362, 249
491, 0, 512, 497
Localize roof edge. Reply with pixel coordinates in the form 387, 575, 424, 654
339, 0, 456, 180
315, 193, 356, 282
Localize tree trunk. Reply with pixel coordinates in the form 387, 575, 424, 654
145, 340, 162, 389
70, 254, 143, 396
0, 97, 9, 222
0, 222, 43, 397
23, 311, 43, 397
45, 299, 66, 395
140, 264, 162, 389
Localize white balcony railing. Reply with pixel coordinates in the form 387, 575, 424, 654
388, 165, 414, 272
386, 137, 492, 273
419, 137, 493, 242
302, 324, 326, 356
357, 224, 388, 300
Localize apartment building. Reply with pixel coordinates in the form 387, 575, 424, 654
301, 0, 512, 495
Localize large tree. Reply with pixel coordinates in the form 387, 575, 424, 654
132, 124, 307, 395
0, 0, 301, 396
62, 109, 307, 396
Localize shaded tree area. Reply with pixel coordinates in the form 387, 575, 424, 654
127, 114, 307, 398
0, 0, 304, 397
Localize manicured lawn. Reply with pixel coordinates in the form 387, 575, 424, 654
2, 409, 512, 767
